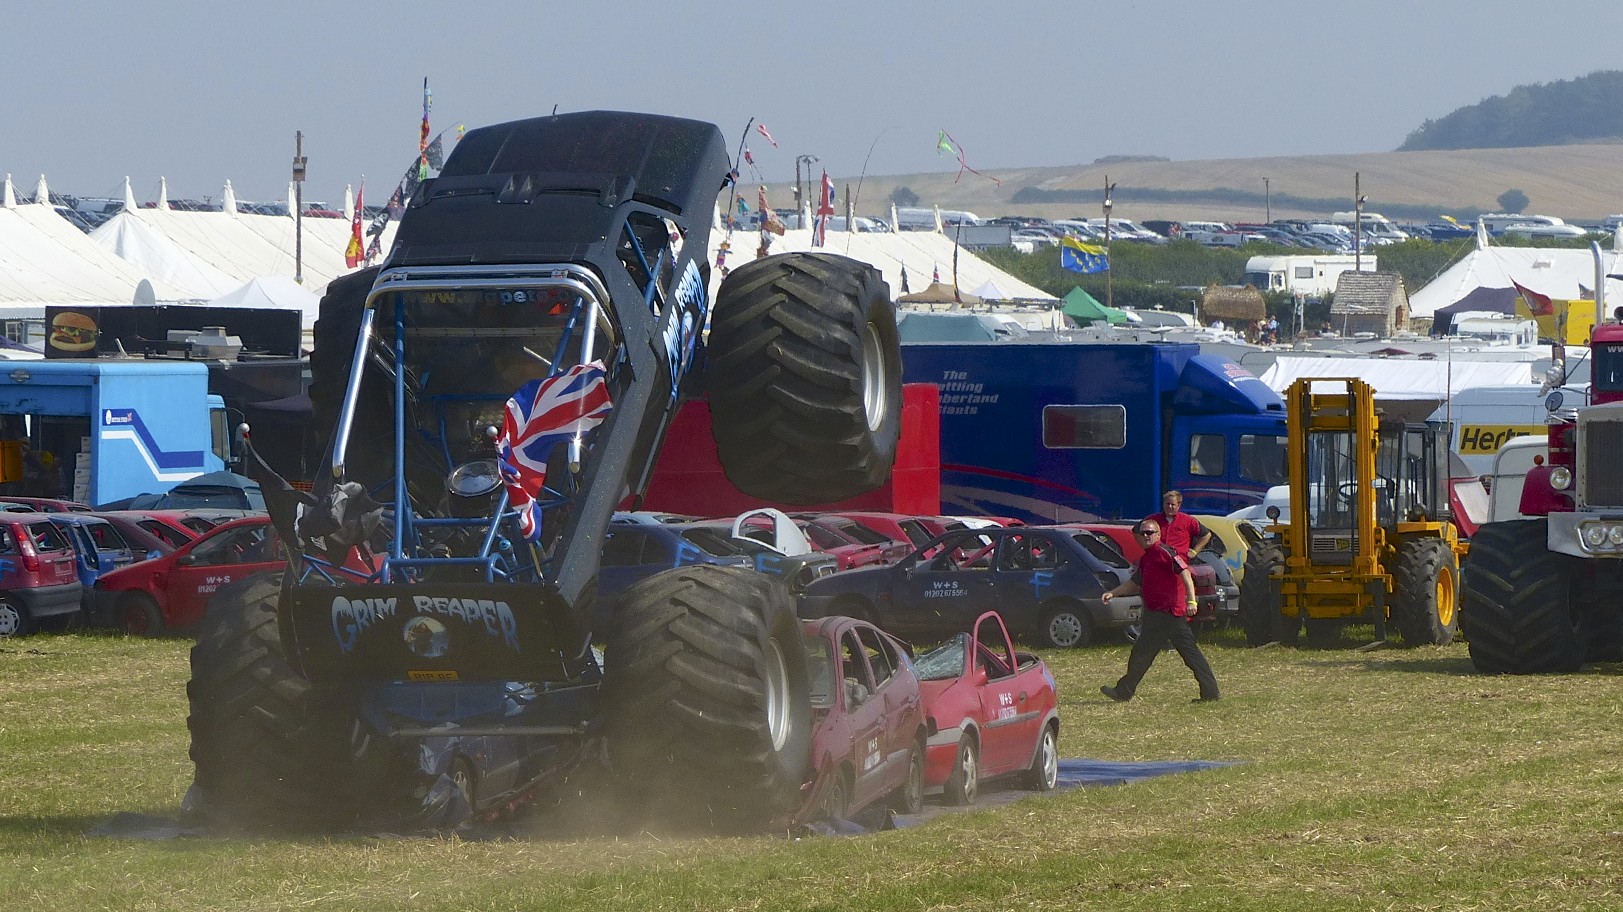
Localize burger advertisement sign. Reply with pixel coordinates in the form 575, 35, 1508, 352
46, 309, 100, 356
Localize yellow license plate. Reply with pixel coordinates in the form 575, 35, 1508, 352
407, 670, 459, 682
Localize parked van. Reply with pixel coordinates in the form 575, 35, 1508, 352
1330, 211, 1408, 240
1426, 383, 1584, 476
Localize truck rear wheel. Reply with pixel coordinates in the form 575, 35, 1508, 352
1239, 543, 1295, 646
1390, 538, 1460, 646
602, 565, 812, 833
707, 252, 901, 504
185, 572, 363, 830
1460, 519, 1584, 673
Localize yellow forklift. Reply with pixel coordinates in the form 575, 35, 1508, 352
1238, 377, 1467, 647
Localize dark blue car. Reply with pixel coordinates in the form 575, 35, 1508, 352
797, 525, 1139, 648
48, 514, 138, 614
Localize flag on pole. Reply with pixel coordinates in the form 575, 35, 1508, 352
419, 79, 432, 152
1512, 279, 1555, 317
1060, 236, 1109, 274
344, 184, 365, 268
496, 362, 613, 540
813, 170, 836, 247
757, 185, 784, 235
756, 122, 778, 147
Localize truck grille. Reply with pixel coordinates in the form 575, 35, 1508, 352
1582, 418, 1623, 508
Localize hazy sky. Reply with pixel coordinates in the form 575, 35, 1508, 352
6, 1, 1622, 206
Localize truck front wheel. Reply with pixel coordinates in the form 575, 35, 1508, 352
1460, 519, 1583, 673
1239, 543, 1295, 646
707, 252, 901, 504
602, 565, 812, 833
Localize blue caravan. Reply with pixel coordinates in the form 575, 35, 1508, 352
900, 341, 1288, 522
0, 361, 228, 507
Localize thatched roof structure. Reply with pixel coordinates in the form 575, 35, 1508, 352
1200, 285, 1266, 321
897, 282, 981, 305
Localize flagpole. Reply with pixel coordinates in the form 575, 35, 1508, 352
291, 131, 306, 284
726, 118, 753, 232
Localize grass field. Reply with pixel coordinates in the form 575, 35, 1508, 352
4, 625, 1622, 911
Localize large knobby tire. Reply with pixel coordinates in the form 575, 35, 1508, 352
1389, 538, 1461, 646
1460, 519, 1584, 674
601, 565, 812, 833
1239, 542, 1288, 646
707, 252, 901, 504
185, 572, 367, 831
1037, 600, 1093, 648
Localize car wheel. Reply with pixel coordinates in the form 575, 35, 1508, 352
1037, 602, 1092, 648
891, 740, 925, 815
944, 734, 979, 806
1023, 724, 1059, 792
818, 770, 851, 821
0, 598, 29, 638
120, 593, 164, 638
450, 757, 477, 816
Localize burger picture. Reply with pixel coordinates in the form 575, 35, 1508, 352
48, 311, 99, 353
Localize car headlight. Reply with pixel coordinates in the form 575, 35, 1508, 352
1550, 466, 1572, 490
1583, 524, 1607, 547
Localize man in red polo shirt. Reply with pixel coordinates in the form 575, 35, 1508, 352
1147, 489, 1211, 559
1098, 519, 1221, 703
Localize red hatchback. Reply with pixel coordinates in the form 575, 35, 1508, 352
0, 515, 82, 637
91, 516, 285, 636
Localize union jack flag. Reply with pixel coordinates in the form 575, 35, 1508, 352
813, 169, 836, 247
496, 362, 612, 540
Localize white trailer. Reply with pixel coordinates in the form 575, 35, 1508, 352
1243, 254, 1368, 297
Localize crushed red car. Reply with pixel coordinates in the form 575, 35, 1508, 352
794, 615, 926, 824
90, 516, 286, 636
913, 610, 1059, 804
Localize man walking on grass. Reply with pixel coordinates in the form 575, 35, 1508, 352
1099, 519, 1221, 703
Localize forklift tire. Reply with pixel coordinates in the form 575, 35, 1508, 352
1238, 543, 1292, 646
185, 572, 363, 830
1390, 538, 1460, 646
1460, 519, 1584, 674
707, 252, 901, 505
602, 565, 812, 833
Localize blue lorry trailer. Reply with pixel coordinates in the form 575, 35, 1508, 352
0, 361, 227, 506
900, 341, 1289, 522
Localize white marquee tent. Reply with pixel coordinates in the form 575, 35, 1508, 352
1408, 226, 1623, 319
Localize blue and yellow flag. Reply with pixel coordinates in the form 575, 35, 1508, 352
1060, 236, 1109, 274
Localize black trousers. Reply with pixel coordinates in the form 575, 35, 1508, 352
1115, 609, 1220, 700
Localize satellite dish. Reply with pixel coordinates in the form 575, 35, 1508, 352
132, 279, 156, 307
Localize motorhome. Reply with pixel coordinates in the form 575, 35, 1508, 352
1243, 254, 1365, 298
1329, 211, 1408, 240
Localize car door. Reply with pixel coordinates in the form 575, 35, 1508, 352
836, 629, 888, 813
892, 530, 998, 638
85, 520, 136, 572
988, 531, 1068, 636
969, 616, 1038, 777
858, 625, 919, 795
164, 522, 276, 627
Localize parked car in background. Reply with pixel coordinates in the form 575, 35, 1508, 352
90, 516, 284, 636
95, 510, 212, 550
0, 515, 82, 637
727, 509, 894, 572
799, 526, 1138, 647
831, 511, 967, 550
673, 519, 840, 593
795, 615, 925, 823
0, 496, 91, 513
914, 610, 1059, 805
48, 514, 139, 612
792, 513, 912, 567
91, 512, 180, 560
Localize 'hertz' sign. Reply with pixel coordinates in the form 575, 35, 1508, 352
1458, 425, 1544, 455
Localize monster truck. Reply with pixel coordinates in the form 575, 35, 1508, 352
184, 111, 901, 833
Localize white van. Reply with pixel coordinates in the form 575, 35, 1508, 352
1427, 384, 1585, 476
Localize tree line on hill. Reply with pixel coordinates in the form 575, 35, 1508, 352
1399, 69, 1623, 152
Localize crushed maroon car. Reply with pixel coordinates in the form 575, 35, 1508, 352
794, 615, 927, 824
913, 610, 1060, 805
